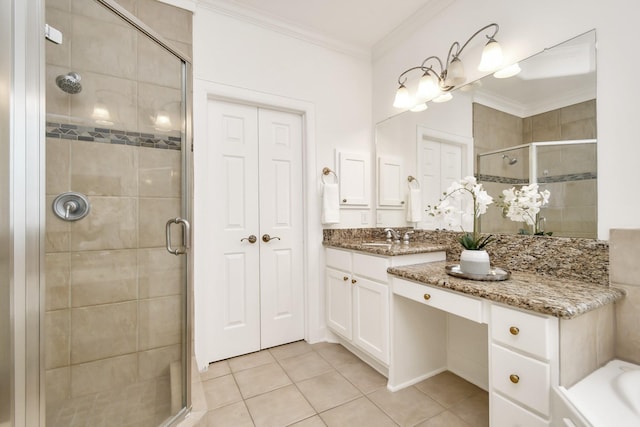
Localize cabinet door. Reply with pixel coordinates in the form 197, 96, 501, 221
377, 156, 403, 207
338, 151, 370, 206
326, 267, 353, 339
352, 276, 389, 364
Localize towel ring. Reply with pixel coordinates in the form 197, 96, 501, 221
322, 167, 338, 184
407, 175, 420, 189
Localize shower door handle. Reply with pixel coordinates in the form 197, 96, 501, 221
166, 218, 191, 255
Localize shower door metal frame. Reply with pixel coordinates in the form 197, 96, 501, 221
4, 0, 46, 426
478, 138, 597, 185
7, 0, 194, 425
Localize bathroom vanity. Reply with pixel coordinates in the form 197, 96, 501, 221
323, 233, 624, 427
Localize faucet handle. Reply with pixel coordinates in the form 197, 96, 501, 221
403, 231, 414, 244
385, 229, 393, 242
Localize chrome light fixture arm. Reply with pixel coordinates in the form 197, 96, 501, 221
393, 23, 503, 110
450, 23, 500, 62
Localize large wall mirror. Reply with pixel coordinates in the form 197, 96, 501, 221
375, 30, 596, 238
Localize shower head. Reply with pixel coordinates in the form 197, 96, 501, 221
55, 72, 82, 94
502, 154, 517, 165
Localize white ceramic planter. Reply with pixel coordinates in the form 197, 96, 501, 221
459, 249, 491, 275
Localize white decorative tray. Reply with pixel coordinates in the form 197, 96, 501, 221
445, 264, 511, 281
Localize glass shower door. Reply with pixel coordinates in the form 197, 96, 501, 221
44, 1, 190, 425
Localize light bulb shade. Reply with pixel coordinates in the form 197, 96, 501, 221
444, 58, 466, 86
410, 103, 428, 112
432, 92, 453, 103
478, 39, 503, 72
493, 63, 521, 79
393, 84, 412, 109
416, 73, 440, 101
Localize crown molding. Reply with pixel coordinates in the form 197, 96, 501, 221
473, 86, 596, 118
196, 0, 372, 60
372, 0, 456, 62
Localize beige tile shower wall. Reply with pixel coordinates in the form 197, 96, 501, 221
525, 99, 596, 143
473, 103, 523, 173
46, 0, 191, 133
45, 140, 183, 401
610, 229, 640, 365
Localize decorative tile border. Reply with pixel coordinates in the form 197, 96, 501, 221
478, 172, 596, 185
46, 122, 182, 150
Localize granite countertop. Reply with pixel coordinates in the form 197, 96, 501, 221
323, 240, 448, 256
387, 261, 626, 319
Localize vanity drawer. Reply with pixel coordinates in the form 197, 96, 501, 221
326, 248, 352, 272
491, 304, 555, 360
392, 278, 483, 323
491, 344, 551, 416
491, 392, 550, 427
353, 252, 390, 282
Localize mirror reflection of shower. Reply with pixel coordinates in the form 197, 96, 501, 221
478, 140, 597, 238
502, 154, 517, 165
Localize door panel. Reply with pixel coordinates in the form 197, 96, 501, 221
326, 268, 352, 339
353, 277, 389, 364
209, 100, 261, 361
205, 102, 303, 361
259, 109, 304, 349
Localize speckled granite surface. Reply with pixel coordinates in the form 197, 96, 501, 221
322, 240, 448, 256
324, 228, 609, 286
388, 262, 625, 319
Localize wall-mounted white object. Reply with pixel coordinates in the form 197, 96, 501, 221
321, 167, 340, 224
377, 156, 404, 208
337, 151, 370, 207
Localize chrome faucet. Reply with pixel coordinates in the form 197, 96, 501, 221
384, 228, 401, 243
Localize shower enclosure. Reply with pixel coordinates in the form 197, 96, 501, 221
478, 140, 597, 238
44, 0, 192, 426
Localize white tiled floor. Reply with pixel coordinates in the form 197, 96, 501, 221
189, 341, 489, 427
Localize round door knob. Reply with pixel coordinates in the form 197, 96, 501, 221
509, 374, 520, 384
343, 276, 349, 281
241, 235, 257, 244
423, 294, 431, 300
342, 199, 347, 203
351, 279, 357, 284
509, 326, 520, 335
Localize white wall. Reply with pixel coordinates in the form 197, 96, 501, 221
373, 0, 638, 240
192, 4, 374, 358
193, 5, 374, 228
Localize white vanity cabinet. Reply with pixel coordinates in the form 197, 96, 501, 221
325, 247, 445, 366
490, 304, 559, 427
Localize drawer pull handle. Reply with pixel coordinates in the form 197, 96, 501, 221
343, 276, 349, 281
509, 326, 520, 335
423, 293, 431, 301
510, 374, 520, 384
351, 279, 357, 284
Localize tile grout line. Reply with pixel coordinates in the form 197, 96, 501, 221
268, 346, 325, 426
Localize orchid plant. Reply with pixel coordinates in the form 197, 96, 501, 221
426, 176, 494, 250
498, 183, 551, 235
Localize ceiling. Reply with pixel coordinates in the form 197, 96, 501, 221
203, 1, 596, 112
206, 0, 439, 53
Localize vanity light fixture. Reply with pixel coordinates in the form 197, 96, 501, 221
393, 23, 504, 110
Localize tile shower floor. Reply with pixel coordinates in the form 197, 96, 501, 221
47, 375, 172, 427
192, 341, 489, 427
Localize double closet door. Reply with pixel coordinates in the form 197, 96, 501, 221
206, 100, 304, 362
